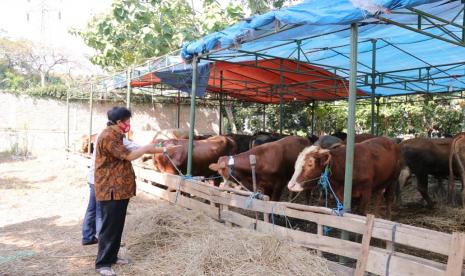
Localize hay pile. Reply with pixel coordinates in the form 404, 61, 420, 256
123, 203, 333, 276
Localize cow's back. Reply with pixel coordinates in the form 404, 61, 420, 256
251, 136, 310, 177
400, 138, 452, 177
330, 137, 400, 187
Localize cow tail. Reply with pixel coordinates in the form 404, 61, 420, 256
449, 137, 456, 188
449, 135, 464, 202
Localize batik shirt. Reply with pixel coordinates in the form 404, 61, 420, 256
94, 125, 136, 201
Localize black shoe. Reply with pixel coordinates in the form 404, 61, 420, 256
82, 237, 98, 245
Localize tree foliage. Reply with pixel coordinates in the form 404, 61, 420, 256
230, 95, 465, 137
74, 0, 244, 70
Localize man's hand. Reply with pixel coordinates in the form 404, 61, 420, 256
145, 144, 182, 154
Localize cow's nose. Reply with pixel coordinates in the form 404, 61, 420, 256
287, 181, 303, 192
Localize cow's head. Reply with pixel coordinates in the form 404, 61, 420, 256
209, 156, 229, 179
153, 143, 186, 175
288, 146, 330, 192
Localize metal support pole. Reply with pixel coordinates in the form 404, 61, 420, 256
279, 60, 284, 135
279, 91, 284, 134
126, 67, 132, 109
176, 90, 181, 128
341, 23, 358, 253
262, 104, 266, 131
66, 88, 70, 151
311, 100, 315, 135
344, 23, 358, 212
462, 2, 465, 43
376, 97, 381, 136
88, 83, 94, 155
219, 71, 223, 135
371, 39, 377, 135
187, 57, 198, 176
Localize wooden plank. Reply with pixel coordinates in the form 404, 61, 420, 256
317, 224, 323, 257
446, 232, 465, 276
136, 180, 219, 220
366, 247, 447, 276
221, 209, 362, 260
327, 261, 355, 276
355, 214, 375, 276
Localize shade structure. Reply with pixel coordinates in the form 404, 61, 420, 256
180, 0, 465, 97
129, 58, 366, 103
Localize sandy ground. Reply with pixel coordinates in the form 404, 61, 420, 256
0, 151, 333, 276
1, 150, 129, 275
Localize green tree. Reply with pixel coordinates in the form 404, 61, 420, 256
74, 0, 244, 70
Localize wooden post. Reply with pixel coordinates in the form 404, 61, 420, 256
445, 232, 465, 276
317, 224, 323, 257
355, 214, 375, 276
250, 155, 259, 227
262, 195, 270, 223
223, 203, 232, 227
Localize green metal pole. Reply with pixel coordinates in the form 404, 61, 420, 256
66, 88, 70, 151
462, 2, 465, 43
279, 91, 283, 135
279, 60, 284, 135
311, 100, 315, 135
88, 83, 94, 155
176, 90, 181, 128
126, 67, 132, 109
219, 71, 223, 135
341, 23, 358, 253
376, 97, 381, 136
262, 104, 266, 131
344, 23, 358, 211
187, 57, 198, 176
371, 39, 377, 135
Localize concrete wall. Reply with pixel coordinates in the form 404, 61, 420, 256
0, 93, 219, 154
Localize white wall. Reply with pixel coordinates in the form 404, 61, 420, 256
0, 93, 220, 153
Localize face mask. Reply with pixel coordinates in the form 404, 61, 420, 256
118, 121, 131, 133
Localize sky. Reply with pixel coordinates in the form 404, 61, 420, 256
0, 0, 225, 75
0, 0, 116, 75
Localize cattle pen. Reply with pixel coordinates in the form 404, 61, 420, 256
65, 0, 465, 275
123, 160, 462, 276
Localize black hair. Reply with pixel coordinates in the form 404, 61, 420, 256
107, 106, 132, 126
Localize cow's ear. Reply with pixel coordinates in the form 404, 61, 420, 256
209, 163, 219, 171
319, 150, 331, 167
210, 162, 226, 171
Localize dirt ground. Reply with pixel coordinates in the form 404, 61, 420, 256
0, 151, 333, 276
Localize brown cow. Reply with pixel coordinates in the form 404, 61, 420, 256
79, 133, 98, 154
153, 135, 237, 179
249, 131, 287, 148
288, 137, 400, 218
341, 133, 377, 144
209, 136, 311, 201
399, 138, 455, 207
224, 134, 253, 153
448, 133, 465, 206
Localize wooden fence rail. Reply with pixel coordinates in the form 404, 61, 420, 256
129, 164, 465, 275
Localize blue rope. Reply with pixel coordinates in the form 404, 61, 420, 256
319, 166, 346, 216
246, 192, 263, 208
202, 175, 224, 180
323, 226, 332, 236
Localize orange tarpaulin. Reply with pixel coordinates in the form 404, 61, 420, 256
130, 58, 366, 103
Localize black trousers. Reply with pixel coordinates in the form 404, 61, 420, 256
95, 199, 129, 269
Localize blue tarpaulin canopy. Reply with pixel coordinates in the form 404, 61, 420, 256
179, 0, 465, 97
